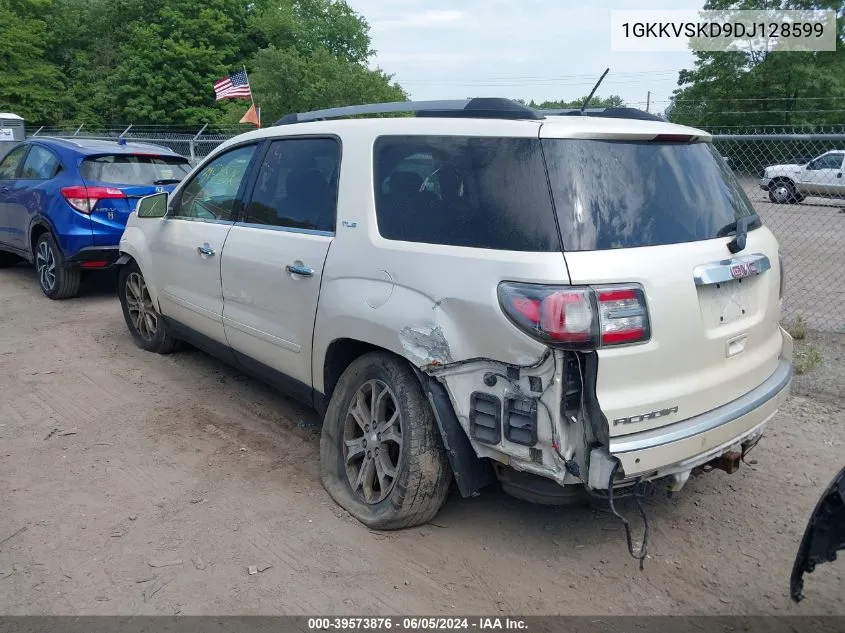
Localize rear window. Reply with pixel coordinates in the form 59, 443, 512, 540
373, 136, 561, 252
543, 139, 759, 251
81, 154, 191, 186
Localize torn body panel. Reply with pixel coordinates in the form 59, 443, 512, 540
424, 349, 589, 490
420, 339, 791, 503
399, 325, 454, 367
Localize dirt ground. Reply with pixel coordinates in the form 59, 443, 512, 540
0, 265, 843, 616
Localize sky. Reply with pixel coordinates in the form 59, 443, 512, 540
348, 0, 705, 112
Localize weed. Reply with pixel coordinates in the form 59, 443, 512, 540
793, 346, 823, 375
786, 314, 807, 340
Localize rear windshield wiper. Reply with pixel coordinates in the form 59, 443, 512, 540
716, 213, 759, 254
153, 178, 182, 185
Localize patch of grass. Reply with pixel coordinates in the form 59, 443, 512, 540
794, 345, 823, 375
786, 314, 807, 340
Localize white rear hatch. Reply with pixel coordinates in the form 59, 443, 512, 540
539, 120, 784, 437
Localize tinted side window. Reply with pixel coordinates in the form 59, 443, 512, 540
373, 136, 560, 251
21, 146, 61, 179
245, 138, 340, 232
0, 145, 28, 179
173, 144, 257, 221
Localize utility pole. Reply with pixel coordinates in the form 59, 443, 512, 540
646, 91, 651, 113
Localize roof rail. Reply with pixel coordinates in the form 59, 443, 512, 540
28, 136, 85, 147
537, 107, 664, 122
274, 98, 543, 126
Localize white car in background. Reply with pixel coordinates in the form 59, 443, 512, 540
760, 150, 845, 204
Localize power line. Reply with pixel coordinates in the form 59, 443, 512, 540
400, 78, 680, 87
394, 70, 680, 82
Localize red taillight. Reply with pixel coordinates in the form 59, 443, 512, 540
512, 297, 541, 323
61, 185, 126, 214
540, 291, 594, 343
498, 282, 650, 350
596, 287, 649, 345
80, 260, 110, 269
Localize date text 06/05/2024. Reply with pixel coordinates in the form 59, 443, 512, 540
307, 617, 529, 631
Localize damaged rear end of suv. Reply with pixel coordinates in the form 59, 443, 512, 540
308, 101, 794, 561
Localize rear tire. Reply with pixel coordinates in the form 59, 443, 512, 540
118, 261, 180, 354
35, 234, 80, 299
0, 251, 21, 268
320, 351, 452, 530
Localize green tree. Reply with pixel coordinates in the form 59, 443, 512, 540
668, 0, 844, 129
529, 95, 626, 109
249, 0, 372, 64
101, 0, 249, 124
0, 0, 71, 123
4, 0, 404, 126
247, 45, 406, 124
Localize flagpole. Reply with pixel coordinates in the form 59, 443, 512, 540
242, 64, 255, 107
241, 64, 259, 127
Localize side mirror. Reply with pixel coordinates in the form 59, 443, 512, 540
136, 192, 169, 218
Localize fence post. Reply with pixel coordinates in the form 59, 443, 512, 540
73, 124, 84, 137
190, 123, 208, 164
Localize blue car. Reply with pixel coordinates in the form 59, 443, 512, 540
0, 138, 191, 298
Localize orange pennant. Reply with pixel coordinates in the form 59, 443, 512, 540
239, 103, 260, 127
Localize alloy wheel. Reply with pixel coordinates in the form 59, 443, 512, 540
125, 272, 158, 341
342, 379, 403, 504
35, 241, 56, 292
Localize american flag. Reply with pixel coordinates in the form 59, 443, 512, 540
214, 70, 252, 100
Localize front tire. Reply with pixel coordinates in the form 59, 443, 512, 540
35, 234, 80, 299
320, 351, 452, 530
118, 261, 179, 354
769, 180, 800, 204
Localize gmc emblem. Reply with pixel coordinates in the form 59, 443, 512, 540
613, 406, 679, 426
730, 262, 759, 280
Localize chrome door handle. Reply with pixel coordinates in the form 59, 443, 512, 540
286, 264, 314, 277
197, 243, 215, 257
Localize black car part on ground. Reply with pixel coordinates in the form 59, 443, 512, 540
790, 466, 845, 602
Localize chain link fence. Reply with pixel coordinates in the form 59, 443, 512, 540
712, 132, 845, 333
27, 125, 845, 333
29, 124, 242, 164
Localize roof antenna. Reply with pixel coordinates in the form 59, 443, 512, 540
581, 68, 610, 113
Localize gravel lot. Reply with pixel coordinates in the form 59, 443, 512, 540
0, 264, 843, 616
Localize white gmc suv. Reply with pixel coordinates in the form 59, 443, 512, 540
116, 99, 793, 551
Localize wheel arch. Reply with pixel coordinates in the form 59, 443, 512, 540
29, 218, 59, 261
318, 335, 494, 498
116, 226, 162, 309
